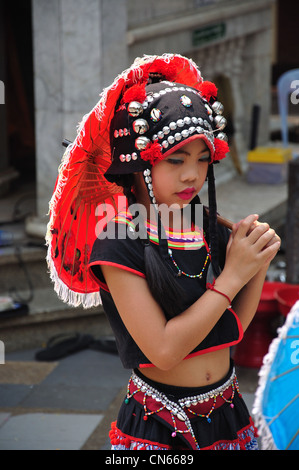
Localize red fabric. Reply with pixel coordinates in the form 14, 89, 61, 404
214, 138, 230, 161
198, 81, 218, 101
140, 142, 163, 165
122, 83, 147, 104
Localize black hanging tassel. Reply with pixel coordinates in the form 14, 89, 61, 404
207, 164, 221, 278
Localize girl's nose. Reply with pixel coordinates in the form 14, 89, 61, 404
180, 164, 197, 182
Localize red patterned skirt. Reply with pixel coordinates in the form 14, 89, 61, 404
109, 362, 258, 450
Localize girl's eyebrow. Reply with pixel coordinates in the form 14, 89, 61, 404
171, 148, 209, 157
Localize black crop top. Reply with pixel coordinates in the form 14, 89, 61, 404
88, 211, 243, 369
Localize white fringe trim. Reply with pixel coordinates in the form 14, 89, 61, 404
252, 300, 299, 450
46, 249, 101, 309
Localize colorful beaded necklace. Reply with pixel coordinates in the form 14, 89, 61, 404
168, 247, 210, 279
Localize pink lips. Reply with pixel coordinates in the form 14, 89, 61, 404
176, 187, 196, 200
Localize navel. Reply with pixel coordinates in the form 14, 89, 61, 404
206, 372, 211, 382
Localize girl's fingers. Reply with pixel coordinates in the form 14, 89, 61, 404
233, 214, 259, 239
260, 240, 281, 264
247, 222, 270, 244
262, 233, 281, 249
251, 227, 274, 248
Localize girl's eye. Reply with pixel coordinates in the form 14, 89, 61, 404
198, 153, 211, 163
166, 158, 183, 165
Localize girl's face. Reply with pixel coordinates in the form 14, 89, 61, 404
151, 138, 210, 209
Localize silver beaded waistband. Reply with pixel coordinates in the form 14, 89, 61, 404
131, 367, 236, 411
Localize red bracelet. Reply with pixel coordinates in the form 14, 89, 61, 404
206, 281, 232, 307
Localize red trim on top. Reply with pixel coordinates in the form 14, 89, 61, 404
139, 307, 244, 368
160, 134, 215, 162
88, 260, 146, 292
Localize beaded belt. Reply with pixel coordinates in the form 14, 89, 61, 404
125, 368, 239, 450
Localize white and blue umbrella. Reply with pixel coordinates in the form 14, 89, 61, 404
253, 300, 299, 450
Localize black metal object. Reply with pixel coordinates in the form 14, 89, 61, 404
249, 104, 261, 150
62, 139, 72, 148
286, 157, 299, 284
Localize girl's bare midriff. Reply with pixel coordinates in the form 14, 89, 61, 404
139, 348, 230, 387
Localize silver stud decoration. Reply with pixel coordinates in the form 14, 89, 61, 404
132, 118, 149, 135
128, 101, 144, 117
143, 169, 157, 206
114, 128, 130, 138
180, 95, 192, 107
135, 136, 151, 150
150, 108, 162, 122
212, 101, 224, 115
181, 129, 189, 138
119, 152, 138, 163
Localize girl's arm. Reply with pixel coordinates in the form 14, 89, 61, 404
227, 219, 281, 332
101, 215, 280, 370
231, 267, 268, 332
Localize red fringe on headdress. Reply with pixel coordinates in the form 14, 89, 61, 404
122, 83, 147, 104
213, 138, 230, 161
147, 59, 177, 82
198, 81, 218, 101
140, 142, 163, 165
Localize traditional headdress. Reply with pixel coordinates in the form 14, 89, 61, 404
46, 54, 230, 308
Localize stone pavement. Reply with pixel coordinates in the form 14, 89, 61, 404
0, 345, 259, 450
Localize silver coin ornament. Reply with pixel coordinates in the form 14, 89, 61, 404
133, 119, 149, 135
217, 132, 228, 142
214, 115, 227, 130
128, 101, 144, 117
212, 101, 224, 115
135, 136, 151, 150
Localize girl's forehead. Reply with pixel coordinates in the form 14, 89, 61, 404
169, 139, 209, 155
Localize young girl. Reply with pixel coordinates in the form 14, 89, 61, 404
46, 54, 281, 450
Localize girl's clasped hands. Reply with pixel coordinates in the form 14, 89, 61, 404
225, 214, 281, 288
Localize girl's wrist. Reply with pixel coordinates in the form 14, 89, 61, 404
211, 269, 243, 304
